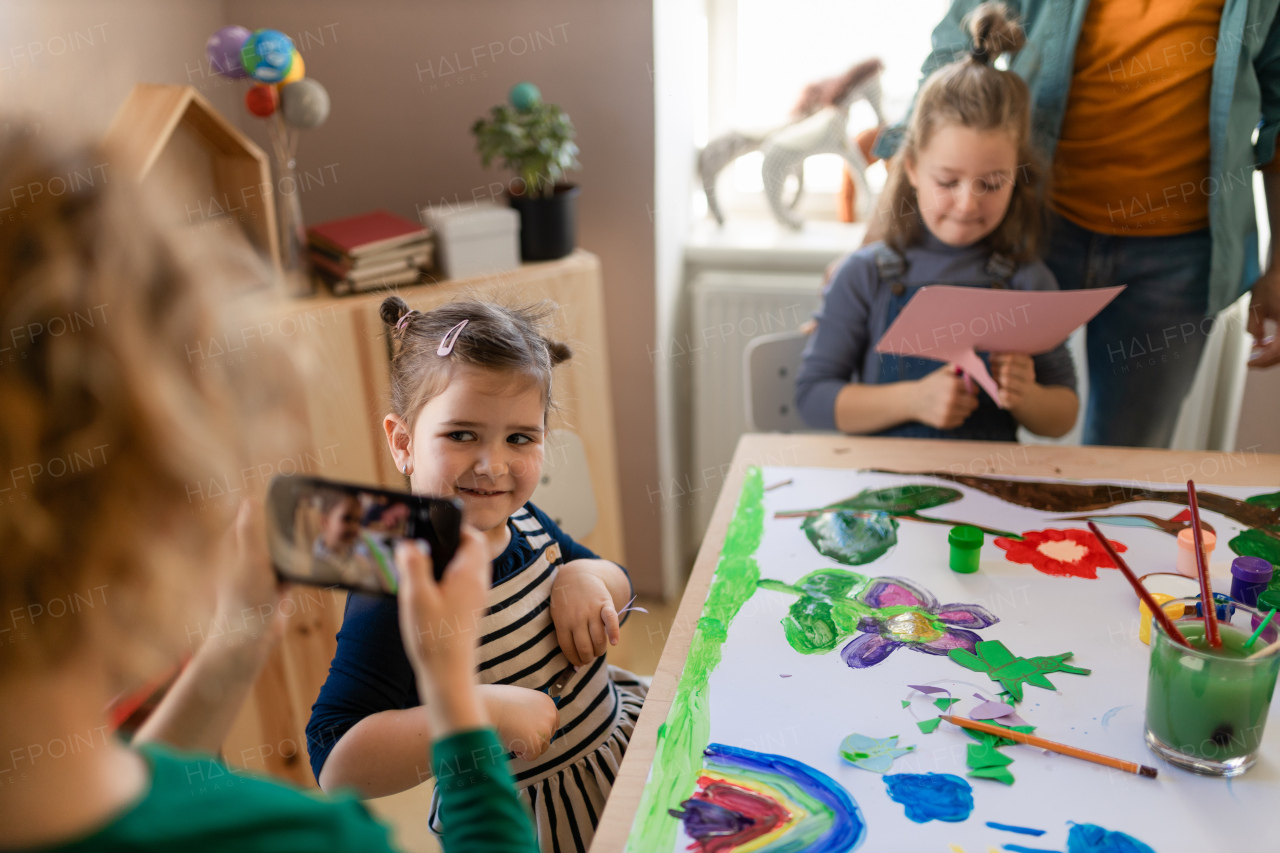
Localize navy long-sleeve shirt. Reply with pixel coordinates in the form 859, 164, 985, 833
305, 503, 604, 781
795, 236, 1078, 432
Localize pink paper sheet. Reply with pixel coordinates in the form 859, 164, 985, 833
874, 285, 1124, 402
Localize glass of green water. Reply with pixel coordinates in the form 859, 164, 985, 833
1145, 599, 1280, 776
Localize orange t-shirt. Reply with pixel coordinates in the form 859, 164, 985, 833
1051, 0, 1226, 236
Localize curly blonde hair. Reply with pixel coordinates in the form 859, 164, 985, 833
881, 2, 1044, 263
0, 128, 297, 682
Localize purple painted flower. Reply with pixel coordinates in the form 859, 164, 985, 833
840, 577, 998, 669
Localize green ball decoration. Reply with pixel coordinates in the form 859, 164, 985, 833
509, 82, 541, 113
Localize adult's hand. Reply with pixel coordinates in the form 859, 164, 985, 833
1247, 268, 1280, 368
395, 526, 492, 735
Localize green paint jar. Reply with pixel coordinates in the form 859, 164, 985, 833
1144, 602, 1280, 776
948, 525, 983, 574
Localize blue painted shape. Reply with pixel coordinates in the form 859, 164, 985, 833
883, 772, 974, 823
704, 743, 868, 852
1004, 845, 1062, 853
988, 821, 1048, 836
1067, 823, 1157, 853
1100, 706, 1131, 729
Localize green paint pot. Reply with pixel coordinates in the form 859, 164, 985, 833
948, 525, 983, 574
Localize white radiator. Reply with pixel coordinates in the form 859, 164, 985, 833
685, 271, 823, 556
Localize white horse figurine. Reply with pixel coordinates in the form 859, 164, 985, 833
699, 59, 885, 230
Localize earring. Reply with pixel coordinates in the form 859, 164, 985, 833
402, 462, 410, 475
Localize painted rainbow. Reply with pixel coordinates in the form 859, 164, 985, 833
668, 743, 866, 852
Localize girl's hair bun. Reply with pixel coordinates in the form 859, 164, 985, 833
545, 338, 573, 366
967, 2, 1026, 65
380, 295, 412, 329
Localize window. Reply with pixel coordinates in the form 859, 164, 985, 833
700, 0, 951, 220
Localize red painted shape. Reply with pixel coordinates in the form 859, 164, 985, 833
689, 777, 791, 853
994, 528, 1129, 579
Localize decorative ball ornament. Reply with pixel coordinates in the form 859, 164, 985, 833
509, 82, 541, 113
279, 49, 305, 85
207, 25, 251, 78
245, 84, 279, 118
280, 79, 330, 129
241, 29, 294, 83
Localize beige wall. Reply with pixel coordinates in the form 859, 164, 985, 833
6, 0, 663, 593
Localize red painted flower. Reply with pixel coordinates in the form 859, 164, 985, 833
994, 528, 1127, 579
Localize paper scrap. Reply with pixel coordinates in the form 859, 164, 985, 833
968, 765, 1015, 785
902, 700, 911, 708
971, 700, 1015, 720
934, 697, 961, 711
967, 743, 1013, 768
917, 717, 942, 734
840, 733, 915, 774
908, 684, 950, 695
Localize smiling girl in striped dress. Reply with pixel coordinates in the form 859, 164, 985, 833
307, 296, 646, 853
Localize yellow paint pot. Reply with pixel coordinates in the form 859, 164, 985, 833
1139, 593, 1186, 645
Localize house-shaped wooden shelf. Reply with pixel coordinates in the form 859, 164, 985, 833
103, 83, 280, 268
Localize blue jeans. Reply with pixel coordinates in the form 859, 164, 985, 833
1043, 213, 1212, 448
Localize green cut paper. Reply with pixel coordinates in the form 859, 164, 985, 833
933, 697, 960, 711
917, 717, 942, 734
968, 765, 1016, 785
901, 700, 911, 708
948, 639, 1090, 702
967, 743, 1013, 768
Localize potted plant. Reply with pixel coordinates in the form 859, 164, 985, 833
472, 83, 581, 261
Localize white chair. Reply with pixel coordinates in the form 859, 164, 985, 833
743, 330, 810, 432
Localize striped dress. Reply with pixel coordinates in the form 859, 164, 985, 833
427, 508, 647, 853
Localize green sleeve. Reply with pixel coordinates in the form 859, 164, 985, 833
431, 728, 539, 853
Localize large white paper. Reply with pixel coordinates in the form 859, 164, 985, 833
641, 466, 1280, 853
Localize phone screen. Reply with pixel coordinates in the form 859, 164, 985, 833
265, 475, 462, 595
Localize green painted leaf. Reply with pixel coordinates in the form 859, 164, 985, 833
826, 485, 964, 514
1246, 491, 1280, 510
1229, 528, 1280, 565
781, 599, 842, 654
801, 510, 899, 565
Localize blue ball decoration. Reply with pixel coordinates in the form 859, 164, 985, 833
509, 82, 541, 113
241, 29, 294, 83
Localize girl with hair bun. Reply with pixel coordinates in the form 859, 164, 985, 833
308, 296, 646, 853
797, 2, 1080, 441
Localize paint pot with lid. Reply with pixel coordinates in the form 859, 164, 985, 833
1175, 527, 1216, 577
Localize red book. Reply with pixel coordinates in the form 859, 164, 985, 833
308, 210, 430, 258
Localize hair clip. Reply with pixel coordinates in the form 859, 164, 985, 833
395, 310, 419, 333
437, 320, 468, 356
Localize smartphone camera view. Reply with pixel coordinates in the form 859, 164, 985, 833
266, 475, 462, 596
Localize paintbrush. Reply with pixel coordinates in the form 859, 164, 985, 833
1087, 521, 1192, 648
940, 715, 1158, 778
1246, 639, 1280, 660
1187, 480, 1222, 649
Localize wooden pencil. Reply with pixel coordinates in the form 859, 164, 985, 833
1087, 521, 1192, 649
939, 715, 1158, 778
1186, 480, 1222, 649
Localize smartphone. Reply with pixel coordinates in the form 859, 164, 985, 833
265, 474, 463, 595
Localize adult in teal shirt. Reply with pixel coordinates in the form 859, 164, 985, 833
876, 0, 1280, 447
0, 132, 537, 853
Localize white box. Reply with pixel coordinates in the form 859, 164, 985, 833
419, 202, 520, 280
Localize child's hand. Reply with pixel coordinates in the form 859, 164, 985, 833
990, 352, 1035, 411
550, 560, 622, 667
912, 364, 978, 429
480, 684, 561, 761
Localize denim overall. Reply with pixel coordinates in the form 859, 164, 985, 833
873, 246, 1019, 441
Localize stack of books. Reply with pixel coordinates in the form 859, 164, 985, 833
308, 210, 434, 294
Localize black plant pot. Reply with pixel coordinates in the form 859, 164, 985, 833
508, 184, 579, 261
